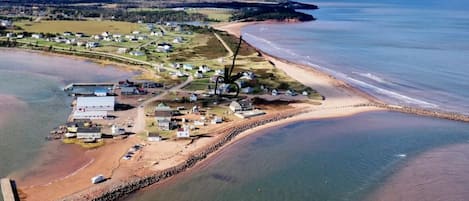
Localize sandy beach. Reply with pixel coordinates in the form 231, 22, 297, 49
15, 21, 385, 201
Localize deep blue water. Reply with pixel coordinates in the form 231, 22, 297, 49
128, 112, 469, 201
243, 0, 469, 113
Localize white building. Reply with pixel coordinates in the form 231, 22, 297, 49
86, 42, 99, 48
31, 34, 43, 39
148, 132, 162, 142
77, 127, 102, 139
76, 96, 115, 111
176, 126, 190, 138
211, 116, 223, 124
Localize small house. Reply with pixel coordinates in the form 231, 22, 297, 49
302, 91, 309, 96
101, 32, 111, 37
272, 89, 279, 96
192, 105, 200, 113
111, 125, 125, 135
77, 127, 102, 140
214, 69, 224, 76
75, 33, 85, 38
121, 87, 138, 95
198, 65, 211, 73
176, 126, 190, 138
148, 132, 162, 142
31, 34, 43, 39
211, 116, 223, 124
63, 31, 73, 36
86, 42, 99, 48
172, 37, 183, 44
132, 31, 140, 35
93, 35, 103, 40
194, 71, 203, 79
157, 43, 173, 53
157, 119, 173, 131
155, 103, 173, 122
286, 90, 297, 96
193, 120, 205, 126
242, 71, 256, 80
16, 34, 24, 39
76, 41, 85, 47
129, 51, 145, 56
189, 94, 198, 102
229, 100, 253, 112
5, 33, 15, 38
183, 64, 194, 71
0, 20, 12, 27
241, 87, 254, 94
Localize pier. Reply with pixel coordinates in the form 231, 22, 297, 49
1, 178, 19, 201
63, 82, 115, 91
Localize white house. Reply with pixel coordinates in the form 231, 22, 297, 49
75, 33, 85, 38
189, 94, 198, 102
176, 126, 190, 138
0, 20, 12, 27
86, 42, 99, 48
76, 41, 85, 47
198, 65, 211, 73
5, 33, 15, 38
302, 91, 309, 96
111, 125, 125, 135
129, 51, 145, 56
229, 100, 253, 112
157, 43, 172, 53
76, 127, 102, 139
172, 37, 183, 43
183, 64, 194, 71
63, 31, 73, 36
148, 132, 162, 142
211, 116, 223, 124
132, 30, 140, 35
272, 89, 279, 96
101, 31, 111, 37
194, 71, 203, 79
31, 34, 43, 39
76, 96, 115, 111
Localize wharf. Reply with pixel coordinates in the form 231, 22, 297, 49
1, 178, 18, 201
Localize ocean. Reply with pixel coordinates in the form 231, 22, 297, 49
243, 0, 469, 114
128, 112, 469, 201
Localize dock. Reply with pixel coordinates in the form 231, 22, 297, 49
1, 178, 18, 201
63, 82, 115, 91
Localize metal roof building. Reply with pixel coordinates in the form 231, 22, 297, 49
76, 96, 115, 111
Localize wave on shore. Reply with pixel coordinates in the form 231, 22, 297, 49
243, 32, 438, 109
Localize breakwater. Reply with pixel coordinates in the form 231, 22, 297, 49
60, 108, 310, 201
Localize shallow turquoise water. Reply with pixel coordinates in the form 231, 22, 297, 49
128, 112, 469, 201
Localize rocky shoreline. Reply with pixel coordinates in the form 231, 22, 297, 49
61, 108, 311, 201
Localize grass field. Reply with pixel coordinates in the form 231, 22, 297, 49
16, 20, 142, 35
187, 8, 233, 22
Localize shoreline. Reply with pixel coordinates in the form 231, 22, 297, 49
7, 20, 469, 201
54, 20, 383, 200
